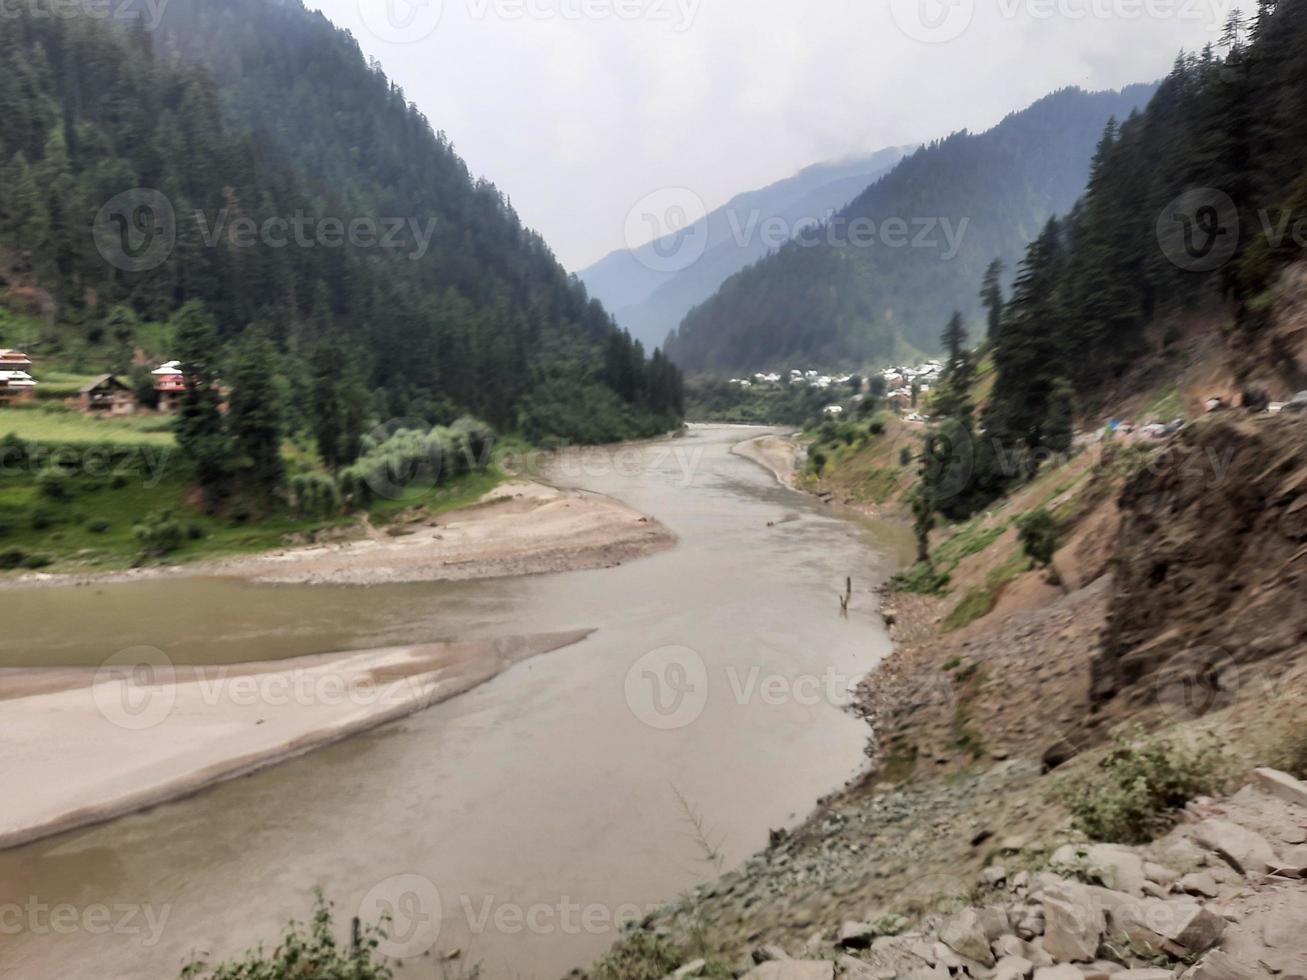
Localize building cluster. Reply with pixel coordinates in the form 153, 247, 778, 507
880, 360, 942, 409
0, 350, 196, 415
728, 369, 856, 391
0, 350, 38, 403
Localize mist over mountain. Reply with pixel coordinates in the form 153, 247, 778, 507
577, 146, 911, 350
665, 84, 1158, 375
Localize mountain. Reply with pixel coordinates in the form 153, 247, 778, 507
979, 0, 1307, 466
576, 146, 911, 349
665, 84, 1158, 375
0, 0, 681, 442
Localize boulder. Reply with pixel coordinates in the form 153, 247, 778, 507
1114, 899, 1225, 957
1253, 768, 1307, 809
1178, 872, 1219, 898
1032, 966, 1082, 980
741, 961, 834, 980
941, 909, 998, 966
993, 955, 1034, 980
752, 945, 790, 964
1041, 887, 1105, 962
1051, 844, 1148, 896
1193, 819, 1279, 875
672, 959, 706, 979
1180, 949, 1266, 980
837, 921, 877, 949
1143, 862, 1180, 887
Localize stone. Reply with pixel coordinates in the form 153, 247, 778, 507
1112, 972, 1173, 980
992, 936, 1026, 960
741, 961, 834, 980
672, 959, 706, 979
1041, 887, 1105, 962
838, 921, 877, 949
1143, 862, 1180, 887
1115, 899, 1225, 957
982, 866, 1010, 888
1181, 950, 1264, 980
1178, 872, 1219, 898
1033, 967, 1083, 980
1051, 844, 1148, 895
1142, 882, 1170, 900
1193, 820, 1279, 875
752, 945, 790, 964
1261, 890, 1307, 948
941, 909, 998, 966
993, 956, 1034, 980
979, 906, 1014, 940
1253, 767, 1307, 809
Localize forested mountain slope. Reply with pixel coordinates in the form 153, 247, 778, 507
578, 146, 910, 350
0, 0, 681, 440
976, 0, 1307, 477
665, 85, 1156, 374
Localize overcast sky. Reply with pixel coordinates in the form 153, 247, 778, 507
310, 0, 1247, 271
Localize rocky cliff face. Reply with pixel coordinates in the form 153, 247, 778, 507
1092, 412, 1307, 719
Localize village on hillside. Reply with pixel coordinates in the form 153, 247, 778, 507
0, 349, 195, 416
727, 361, 945, 418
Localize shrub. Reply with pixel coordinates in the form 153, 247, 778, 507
21, 553, 52, 569
808, 449, 827, 472
111, 474, 128, 490
180, 890, 394, 980
134, 511, 185, 558
0, 518, 10, 537
87, 519, 111, 534
1017, 508, 1059, 567
0, 547, 28, 570
1060, 733, 1229, 844
899, 447, 913, 466
30, 508, 54, 530
868, 419, 886, 436
36, 466, 71, 501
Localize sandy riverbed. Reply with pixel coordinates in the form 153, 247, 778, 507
730, 433, 800, 488
4, 480, 676, 589
0, 630, 592, 850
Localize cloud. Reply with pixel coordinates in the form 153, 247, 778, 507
315, 0, 1248, 270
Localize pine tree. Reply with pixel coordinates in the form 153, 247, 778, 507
226, 327, 285, 500
172, 301, 232, 509
979, 259, 1005, 340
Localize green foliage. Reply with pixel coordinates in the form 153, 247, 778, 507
290, 474, 342, 518
1061, 734, 1229, 844
1017, 508, 1060, 566
134, 511, 185, 559
35, 465, 71, 500
666, 85, 1156, 373
87, 519, 110, 533
942, 553, 1025, 631
225, 328, 285, 500
179, 890, 394, 980
893, 561, 950, 595
0, 0, 681, 444
590, 932, 731, 980
899, 446, 913, 466
340, 418, 495, 508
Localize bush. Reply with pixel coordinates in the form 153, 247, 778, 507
868, 419, 886, 436
30, 508, 54, 530
1017, 508, 1059, 567
134, 511, 185, 558
0, 547, 28, 570
180, 890, 394, 980
1061, 733, 1229, 844
21, 553, 52, 569
0, 518, 10, 537
87, 519, 111, 534
36, 466, 71, 501
111, 474, 128, 490
899, 447, 913, 466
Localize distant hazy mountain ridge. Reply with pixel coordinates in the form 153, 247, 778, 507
577, 146, 912, 349
664, 84, 1158, 374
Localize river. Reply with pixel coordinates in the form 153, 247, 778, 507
0, 425, 913, 979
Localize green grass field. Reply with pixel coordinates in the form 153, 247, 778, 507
0, 407, 175, 446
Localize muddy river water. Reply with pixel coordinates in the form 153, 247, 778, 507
0, 425, 912, 979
